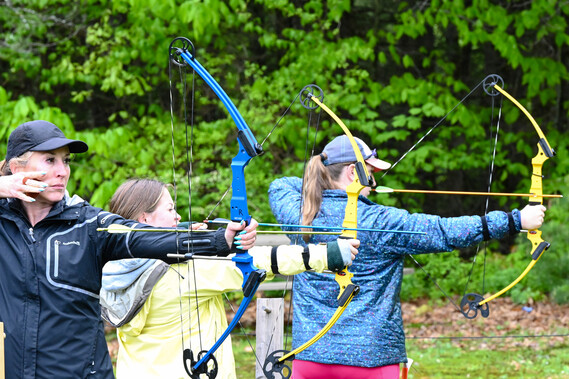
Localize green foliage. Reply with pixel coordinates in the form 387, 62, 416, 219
1, 0, 569, 300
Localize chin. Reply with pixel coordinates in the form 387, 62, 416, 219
40, 192, 65, 204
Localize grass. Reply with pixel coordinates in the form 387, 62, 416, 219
106, 299, 569, 378
232, 333, 257, 377
405, 338, 569, 378
231, 331, 569, 378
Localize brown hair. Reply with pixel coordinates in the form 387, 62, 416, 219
301, 153, 350, 241
109, 179, 170, 220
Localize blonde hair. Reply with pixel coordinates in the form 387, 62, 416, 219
109, 179, 171, 220
0, 151, 34, 176
301, 153, 350, 241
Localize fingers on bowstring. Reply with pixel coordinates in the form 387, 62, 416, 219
191, 222, 207, 231
20, 171, 47, 183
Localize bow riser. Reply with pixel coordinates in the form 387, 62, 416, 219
341, 180, 363, 236
230, 148, 252, 224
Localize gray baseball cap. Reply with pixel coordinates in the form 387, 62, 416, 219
322, 135, 391, 172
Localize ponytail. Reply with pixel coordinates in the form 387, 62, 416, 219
301, 153, 347, 242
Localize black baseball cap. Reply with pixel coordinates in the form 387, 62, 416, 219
6, 120, 88, 162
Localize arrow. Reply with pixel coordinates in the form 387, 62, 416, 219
97, 224, 344, 235
372, 186, 563, 198
204, 220, 427, 235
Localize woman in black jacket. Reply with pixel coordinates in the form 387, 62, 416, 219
0, 120, 257, 378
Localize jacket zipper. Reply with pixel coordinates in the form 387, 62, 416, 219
28, 227, 36, 242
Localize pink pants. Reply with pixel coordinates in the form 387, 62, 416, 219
292, 360, 400, 379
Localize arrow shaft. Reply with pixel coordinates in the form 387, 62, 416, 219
374, 188, 561, 198
205, 220, 426, 235
97, 226, 341, 235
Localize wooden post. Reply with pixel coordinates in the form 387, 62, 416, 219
255, 298, 284, 379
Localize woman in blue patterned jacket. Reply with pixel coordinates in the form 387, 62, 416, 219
268, 135, 546, 379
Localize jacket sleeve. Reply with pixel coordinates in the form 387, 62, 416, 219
268, 177, 303, 223
251, 241, 343, 279
268, 177, 522, 258
96, 211, 230, 263
362, 202, 522, 257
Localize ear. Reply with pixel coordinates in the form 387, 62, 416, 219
346, 163, 357, 182
138, 212, 148, 224
9, 160, 21, 174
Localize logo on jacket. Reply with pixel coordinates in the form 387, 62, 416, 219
62, 241, 81, 246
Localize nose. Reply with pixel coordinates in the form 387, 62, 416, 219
54, 159, 69, 177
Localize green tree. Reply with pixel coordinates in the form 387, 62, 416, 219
1, 0, 568, 301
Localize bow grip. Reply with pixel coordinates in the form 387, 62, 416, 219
337, 283, 360, 307
242, 269, 266, 297
354, 161, 371, 187
531, 241, 550, 261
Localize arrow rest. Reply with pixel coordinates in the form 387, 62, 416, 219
299, 84, 324, 110
183, 349, 218, 379
460, 293, 490, 319
263, 350, 293, 379
169, 36, 195, 67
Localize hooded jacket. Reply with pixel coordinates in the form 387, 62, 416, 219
268, 176, 521, 368
0, 195, 229, 379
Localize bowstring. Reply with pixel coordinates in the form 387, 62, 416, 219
168, 54, 192, 358
381, 77, 498, 313
219, 93, 310, 372
169, 56, 206, 365
461, 91, 503, 299
185, 60, 206, 355
258, 89, 328, 369
379, 79, 486, 181
192, 83, 309, 374
200, 86, 324, 367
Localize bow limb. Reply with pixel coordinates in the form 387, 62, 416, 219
460, 80, 555, 319
306, 92, 369, 302
169, 37, 266, 378
263, 85, 369, 378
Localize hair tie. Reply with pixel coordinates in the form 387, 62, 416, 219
319, 153, 330, 166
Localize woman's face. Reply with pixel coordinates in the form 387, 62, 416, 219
15, 147, 71, 204
140, 188, 181, 227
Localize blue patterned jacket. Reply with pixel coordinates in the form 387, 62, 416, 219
268, 176, 520, 367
